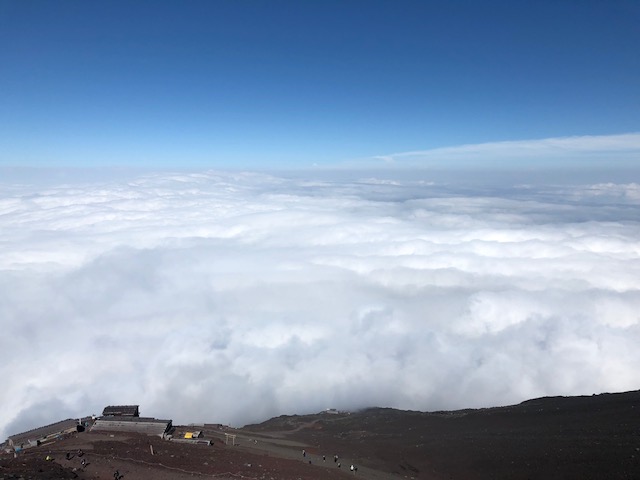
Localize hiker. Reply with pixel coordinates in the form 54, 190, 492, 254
334, 454, 339, 463
323, 455, 326, 461
302, 449, 306, 457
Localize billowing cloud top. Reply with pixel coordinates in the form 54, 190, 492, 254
1, 169, 640, 440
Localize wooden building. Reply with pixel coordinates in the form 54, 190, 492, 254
92, 416, 173, 438
7, 419, 81, 450
101, 405, 140, 417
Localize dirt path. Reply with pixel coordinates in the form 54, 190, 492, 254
230, 427, 409, 480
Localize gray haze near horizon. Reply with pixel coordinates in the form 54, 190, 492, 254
1, 168, 640, 440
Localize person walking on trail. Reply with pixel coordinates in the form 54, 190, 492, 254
334, 454, 338, 463
302, 449, 306, 457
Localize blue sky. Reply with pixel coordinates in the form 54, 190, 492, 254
0, 0, 638, 169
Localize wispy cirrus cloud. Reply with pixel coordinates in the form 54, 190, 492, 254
370, 133, 640, 168
1, 169, 639, 441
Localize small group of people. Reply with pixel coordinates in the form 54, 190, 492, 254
57, 449, 90, 470
64, 449, 86, 466
334, 455, 358, 473
300, 451, 357, 473
44, 448, 124, 477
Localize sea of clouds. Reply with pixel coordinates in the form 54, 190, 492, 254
1, 169, 639, 440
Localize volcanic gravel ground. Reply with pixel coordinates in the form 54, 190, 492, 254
0, 431, 355, 480
2, 390, 639, 479
245, 390, 640, 479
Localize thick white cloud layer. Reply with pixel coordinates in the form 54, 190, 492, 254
1, 170, 640, 440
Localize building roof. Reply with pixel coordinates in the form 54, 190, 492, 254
102, 405, 140, 417
7, 419, 79, 446
92, 416, 172, 437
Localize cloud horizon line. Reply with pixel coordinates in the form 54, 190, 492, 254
365, 132, 640, 169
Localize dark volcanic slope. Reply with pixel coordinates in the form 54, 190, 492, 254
1, 430, 355, 480
245, 390, 640, 479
